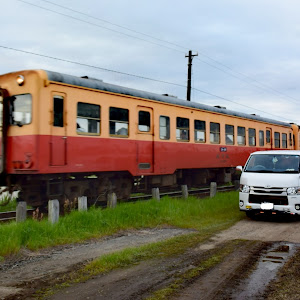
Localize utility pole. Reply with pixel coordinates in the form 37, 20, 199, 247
185, 50, 198, 101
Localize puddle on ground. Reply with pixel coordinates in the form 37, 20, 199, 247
232, 242, 299, 299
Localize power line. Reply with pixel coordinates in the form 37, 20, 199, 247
17, 0, 184, 54
0, 45, 294, 123
192, 87, 294, 122
0, 45, 185, 87
38, 0, 188, 53
18, 0, 300, 105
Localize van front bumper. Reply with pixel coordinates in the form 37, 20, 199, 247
239, 192, 300, 215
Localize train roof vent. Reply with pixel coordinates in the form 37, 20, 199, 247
251, 114, 260, 116
162, 94, 178, 98
214, 105, 226, 109
81, 76, 103, 82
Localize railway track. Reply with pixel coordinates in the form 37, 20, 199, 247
0, 185, 236, 222
0, 209, 35, 222
129, 185, 236, 201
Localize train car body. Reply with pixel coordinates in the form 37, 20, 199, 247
0, 69, 298, 207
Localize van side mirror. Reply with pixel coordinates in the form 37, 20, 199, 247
236, 166, 243, 172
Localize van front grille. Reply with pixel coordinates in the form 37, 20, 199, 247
249, 194, 288, 205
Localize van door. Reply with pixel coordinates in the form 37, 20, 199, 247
136, 106, 154, 174
50, 93, 67, 166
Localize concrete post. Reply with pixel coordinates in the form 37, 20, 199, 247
152, 187, 160, 201
210, 182, 217, 198
16, 201, 27, 222
107, 192, 117, 208
78, 196, 88, 211
181, 185, 188, 199
48, 199, 59, 224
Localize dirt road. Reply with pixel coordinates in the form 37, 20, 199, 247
1, 216, 300, 299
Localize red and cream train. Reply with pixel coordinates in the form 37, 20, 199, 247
0, 69, 298, 207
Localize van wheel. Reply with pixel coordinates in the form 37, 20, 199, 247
246, 211, 255, 219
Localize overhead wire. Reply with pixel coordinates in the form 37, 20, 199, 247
37, 0, 188, 53
0, 45, 294, 123
18, 0, 300, 104
17, 0, 184, 54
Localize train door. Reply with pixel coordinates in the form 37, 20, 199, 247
136, 106, 154, 174
266, 127, 272, 149
50, 93, 67, 166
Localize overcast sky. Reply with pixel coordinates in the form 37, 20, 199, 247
2, 0, 300, 124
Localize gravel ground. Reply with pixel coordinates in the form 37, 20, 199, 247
1, 216, 300, 299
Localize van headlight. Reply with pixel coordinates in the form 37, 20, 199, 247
240, 184, 250, 193
287, 187, 300, 195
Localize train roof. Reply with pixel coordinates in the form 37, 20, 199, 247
46, 70, 291, 128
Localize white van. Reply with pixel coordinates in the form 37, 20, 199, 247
238, 150, 300, 218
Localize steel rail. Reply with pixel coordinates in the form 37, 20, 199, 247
129, 185, 236, 201
0, 209, 35, 222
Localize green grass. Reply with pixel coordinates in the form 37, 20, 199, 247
0, 191, 243, 257
0, 194, 17, 212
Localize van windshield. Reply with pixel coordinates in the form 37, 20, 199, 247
244, 154, 300, 173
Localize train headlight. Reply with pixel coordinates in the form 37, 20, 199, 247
287, 187, 300, 195
239, 200, 244, 207
240, 184, 250, 193
16, 75, 25, 86
295, 204, 300, 210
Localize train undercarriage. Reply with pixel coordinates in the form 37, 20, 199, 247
5, 167, 236, 210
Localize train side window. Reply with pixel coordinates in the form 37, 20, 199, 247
194, 120, 206, 143
274, 132, 280, 148
77, 102, 100, 135
259, 130, 264, 146
109, 107, 129, 137
237, 126, 246, 145
282, 133, 287, 148
266, 130, 271, 144
248, 128, 256, 146
289, 132, 293, 146
159, 116, 170, 140
225, 124, 234, 145
210, 122, 220, 144
176, 117, 189, 141
138, 111, 150, 132
53, 96, 64, 127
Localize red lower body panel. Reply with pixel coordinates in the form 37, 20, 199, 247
6, 135, 261, 176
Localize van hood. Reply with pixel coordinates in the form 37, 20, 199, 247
240, 172, 300, 187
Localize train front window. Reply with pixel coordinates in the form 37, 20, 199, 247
77, 102, 100, 134
10, 94, 32, 126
